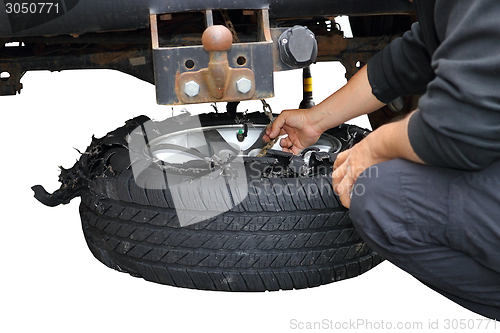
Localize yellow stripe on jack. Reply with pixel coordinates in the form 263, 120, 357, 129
303, 77, 313, 92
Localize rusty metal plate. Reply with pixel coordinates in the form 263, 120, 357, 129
153, 42, 273, 105
177, 67, 255, 104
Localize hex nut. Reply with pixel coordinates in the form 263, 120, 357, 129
184, 81, 200, 97
236, 77, 252, 94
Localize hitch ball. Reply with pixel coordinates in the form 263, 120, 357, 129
202, 25, 233, 52
279, 26, 318, 69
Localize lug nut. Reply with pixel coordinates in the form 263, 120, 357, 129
236, 77, 252, 94
184, 81, 200, 97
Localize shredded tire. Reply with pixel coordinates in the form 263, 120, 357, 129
33, 112, 383, 291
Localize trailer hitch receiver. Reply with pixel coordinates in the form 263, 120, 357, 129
151, 9, 273, 105
176, 25, 256, 102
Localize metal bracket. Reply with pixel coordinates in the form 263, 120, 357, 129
150, 9, 274, 105
0, 63, 23, 96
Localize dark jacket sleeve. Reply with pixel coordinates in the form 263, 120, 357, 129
369, 1, 500, 170
367, 22, 434, 104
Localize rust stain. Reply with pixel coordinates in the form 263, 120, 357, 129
90, 50, 137, 66
316, 33, 347, 58
174, 70, 182, 104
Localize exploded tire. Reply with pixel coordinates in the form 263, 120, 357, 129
34, 111, 382, 291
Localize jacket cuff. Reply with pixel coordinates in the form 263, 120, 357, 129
367, 52, 401, 104
407, 110, 448, 167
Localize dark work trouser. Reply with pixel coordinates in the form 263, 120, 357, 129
350, 159, 500, 320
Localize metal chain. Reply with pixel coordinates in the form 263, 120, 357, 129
261, 99, 273, 120
257, 99, 279, 157
221, 10, 240, 43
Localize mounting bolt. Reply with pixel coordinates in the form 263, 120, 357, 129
236, 77, 252, 94
184, 81, 200, 97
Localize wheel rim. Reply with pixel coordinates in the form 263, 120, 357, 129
147, 124, 341, 164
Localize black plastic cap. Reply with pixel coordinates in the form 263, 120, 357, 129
279, 26, 318, 69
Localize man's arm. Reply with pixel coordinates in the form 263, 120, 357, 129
405, 1, 500, 170
264, 66, 384, 153
265, 22, 435, 154
367, 22, 434, 104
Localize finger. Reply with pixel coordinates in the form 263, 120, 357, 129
279, 136, 293, 149
263, 124, 272, 142
337, 170, 354, 208
265, 127, 287, 142
333, 149, 350, 170
332, 159, 348, 189
269, 113, 288, 139
265, 124, 271, 136
282, 144, 302, 155
278, 127, 288, 137
333, 161, 355, 208
291, 146, 302, 155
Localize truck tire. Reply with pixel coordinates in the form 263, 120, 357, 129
33, 111, 383, 291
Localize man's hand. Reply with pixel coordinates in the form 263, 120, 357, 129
263, 65, 386, 155
263, 108, 324, 154
332, 113, 424, 208
332, 135, 387, 208
263, 65, 390, 156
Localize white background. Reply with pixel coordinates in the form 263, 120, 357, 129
0, 17, 491, 333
